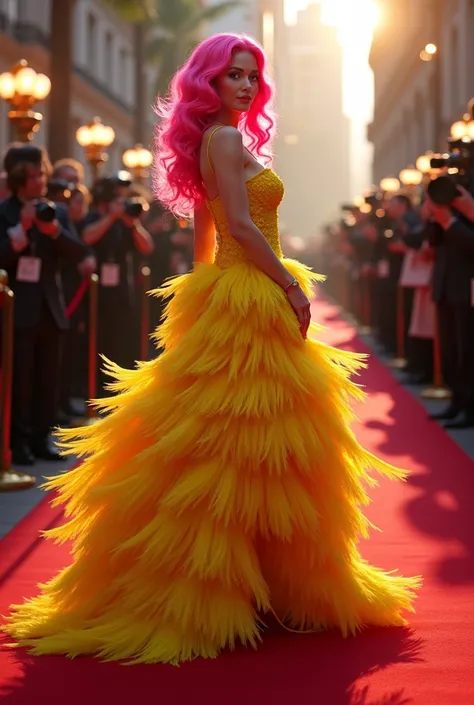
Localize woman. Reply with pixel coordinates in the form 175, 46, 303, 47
2, 33, 420, 665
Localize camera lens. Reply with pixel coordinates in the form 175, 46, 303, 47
35, 201, 57, 223
124, 198, 144, 218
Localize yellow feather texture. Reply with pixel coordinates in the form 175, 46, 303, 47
2, 258, 420, 665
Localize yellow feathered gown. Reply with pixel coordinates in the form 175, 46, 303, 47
3, 168, 420, 664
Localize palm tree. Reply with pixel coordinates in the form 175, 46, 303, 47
102, 0, 156, 22
48, 0, 76, 162
146, 0, 241, 97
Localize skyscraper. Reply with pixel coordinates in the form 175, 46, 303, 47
278, 2, 350, 237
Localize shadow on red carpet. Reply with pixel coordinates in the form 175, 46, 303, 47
322, 301, 474, 588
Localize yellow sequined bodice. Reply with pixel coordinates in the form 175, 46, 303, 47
207, 168, 284, 268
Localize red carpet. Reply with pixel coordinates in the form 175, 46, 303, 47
1, 295, 473, 705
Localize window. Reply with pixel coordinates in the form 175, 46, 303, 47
450, 24, 460, 111
119, 47, 130, 101
2, 0, 17, 21
0, 0, 18, 28
87, 12, 97, 70
105, 31, 113, 83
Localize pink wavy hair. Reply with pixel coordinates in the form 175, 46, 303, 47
153, 33, 276, 216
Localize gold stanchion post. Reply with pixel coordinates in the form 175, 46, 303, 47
0, 270, 35, 491
140, 266, 151, 361
86, 273, 99, 420
389, 285, 407, 369
421, 309, 451, 400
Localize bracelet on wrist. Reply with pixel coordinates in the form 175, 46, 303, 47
283, 277, 299, 293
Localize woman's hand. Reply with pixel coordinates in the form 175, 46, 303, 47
286, 284, 311, 339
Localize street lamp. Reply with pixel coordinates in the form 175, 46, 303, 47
76, 116, 115, 181
450, 113, 474, 140
415, 151, 435, 174
399, 165, 423, 187
380, 176, 400, 193
0, 60, 51, 142
122, 143, 152, 183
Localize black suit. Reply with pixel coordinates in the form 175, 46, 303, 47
77, 211, 137, 393
428, 217, 474, 412
0, 196, 88, 450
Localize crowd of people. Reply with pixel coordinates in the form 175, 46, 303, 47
318, 178, 474, 431
2, 138, 474, 474
0, 143, 193, 468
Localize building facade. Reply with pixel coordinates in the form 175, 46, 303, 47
0, 0, 155, 177
205, 0, 260, 35
369, 0, 474, 184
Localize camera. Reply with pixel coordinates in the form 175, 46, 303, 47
35, 200, 57, 223
364, 193, 383, 208
428, 140, 474, 204
124, 197, 145, 219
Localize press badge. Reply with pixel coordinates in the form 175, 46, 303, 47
100, 263, 120, 287
17, 256, 42, 283
377, 260, 390, 278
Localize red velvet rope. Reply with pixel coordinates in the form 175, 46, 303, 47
65, 277, 90, 318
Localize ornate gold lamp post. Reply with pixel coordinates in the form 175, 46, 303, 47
399, 165, 423, 188
76, 116, 115, 182
380, 176, 401, 194
449, 102, 474, 140
0, 60, 51, 142
122, 144, 153, 183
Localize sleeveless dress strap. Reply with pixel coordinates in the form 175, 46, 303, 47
206, 125, 226, 174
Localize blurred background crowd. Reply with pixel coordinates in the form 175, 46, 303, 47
0, 144, 194, 468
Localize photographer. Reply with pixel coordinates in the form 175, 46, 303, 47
384, 194, 431, 381
425, 177, 474, 428
0, 145, 88, 465
79, 173, 153, 393
52, 158, 84, 188
54, 183, 96, 421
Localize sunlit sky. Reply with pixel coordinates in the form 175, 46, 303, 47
284, 0, 378, 121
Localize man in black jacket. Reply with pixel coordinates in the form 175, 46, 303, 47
0, 145, 88, 465
79, 175, 153, 393
426, 185, 474, 428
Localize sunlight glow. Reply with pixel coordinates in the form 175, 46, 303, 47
284, 0, 377, 119
284, 0, 377, 195
320, 0, 380, 34
285, 0, 380, 33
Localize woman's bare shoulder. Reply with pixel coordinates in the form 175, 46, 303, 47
203, 125, 242, 151
206, 126, 243, 166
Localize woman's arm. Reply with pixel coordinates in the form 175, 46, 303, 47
209, 126, 311, 337
193, 203, 216, 264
